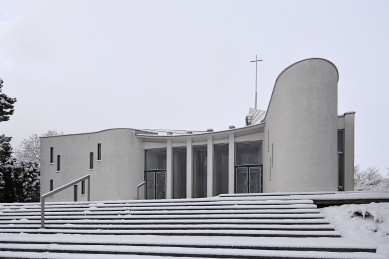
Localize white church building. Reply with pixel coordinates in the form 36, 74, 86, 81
40, 58, 355, 202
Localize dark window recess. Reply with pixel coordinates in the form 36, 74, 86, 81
57, 155, 61, 171
338, 153, 345, 191
235, 141, 262, 166
145, 148, 167, 170
81, 180, 85, 195
97, 143, 101, 160
338, 130, 345, 191
213, 144, 229, 196
50, 180, 53, 191
173, 147, 187, 199
90, 152, 93, 169
74, 185, 78, 202
338, 130, 344, 152
50, 147, 54, 163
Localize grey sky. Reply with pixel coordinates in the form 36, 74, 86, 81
1, 1, 388, 173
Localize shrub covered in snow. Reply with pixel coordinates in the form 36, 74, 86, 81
321, 202, 389, 257
354, 165, 389, 191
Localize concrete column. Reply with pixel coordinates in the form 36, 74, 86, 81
166, 139, 173, 199
186, 138, 193, 198
207, 136, 213, 197
344, 112, 355, 191
228, 133, 235, 194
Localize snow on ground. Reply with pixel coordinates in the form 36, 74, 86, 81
321, 202, 389, 258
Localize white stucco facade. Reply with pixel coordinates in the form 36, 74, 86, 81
40, 58, 356, 201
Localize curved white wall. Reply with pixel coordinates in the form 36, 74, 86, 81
263, 58, 338, 192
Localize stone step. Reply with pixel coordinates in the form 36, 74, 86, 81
0, 199, 315, 210
0, 218, 331, 225
0, 228, 342, 237
0, 234, 376, 253
0, 224, 336, 231
0, 243, 384, 258
0, 203, 317, 213
0, 208, 321, 217
0, 213, 326, 220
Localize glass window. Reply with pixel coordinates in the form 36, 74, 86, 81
338, 130, 344, 153
90, 152, 93, 169
145, 148, 167, 170
50, 180, 53, 191
173, 147, 186, 199
97, 143, 101, 160
81, 180, 85, 195
213, 144, 229, 196
193, 145, 207, 198
57, 155, 61, 171
235, 141, 262, 165
50, 147, 54, 163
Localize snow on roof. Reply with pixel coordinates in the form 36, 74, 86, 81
245, 108, 266, 126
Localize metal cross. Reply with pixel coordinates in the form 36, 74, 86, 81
250, 55, 263, 109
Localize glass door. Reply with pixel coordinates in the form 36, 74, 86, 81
145, 171, 156, 199
249, 167, 261, 193
156, 171, 166, 199
145, 171, 166, 199
235, 166, 262, 193
235, 167, 248, 193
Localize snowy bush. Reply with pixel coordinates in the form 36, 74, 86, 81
354, 165, 389, 191
348, 204, 383, 223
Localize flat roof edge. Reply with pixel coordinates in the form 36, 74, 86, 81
39, 128, 138, 139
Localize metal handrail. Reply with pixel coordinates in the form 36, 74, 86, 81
41, 174, 90, 228
137, 181, 145, 200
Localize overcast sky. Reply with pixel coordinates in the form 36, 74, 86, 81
0, 1, 388, 173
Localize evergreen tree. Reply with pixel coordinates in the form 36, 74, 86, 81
0, 135, 17, 202
14, 161, 40, 202
0, 78, 17, 122
0, 78, 17, 202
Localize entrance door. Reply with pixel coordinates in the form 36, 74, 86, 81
235, 166, 262, 193
236, 167, 248, 193
145, 171, 166, 199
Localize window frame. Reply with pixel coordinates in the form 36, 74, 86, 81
97, 143, 101, 161
56, 155, 61, 172
90, 152, 94, 170
50, 147, 54, 164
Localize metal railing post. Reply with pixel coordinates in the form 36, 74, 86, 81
41, 197, 45, 228
40, 174, 91, 228
87, 175, 91, 201
137, 181, 145, 200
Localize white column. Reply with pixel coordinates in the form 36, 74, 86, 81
228, 132, 235, 194
207, 136, 213, 197
166, 139, 173, 199
186, 138, 193, 198
344, 112, 355, 191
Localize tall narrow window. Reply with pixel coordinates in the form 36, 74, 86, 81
269, 157, 272, 180
173, 147, 187, 199
193, 145, 207, 198
90, 152, 93, 169
81, 180, 85, 195
57, 155, 61, 172
213, 144, 229, 196
50, 147, 54, 164
97, 143, 101, 161
338, 130, 345, 191
50, 180, 53, 191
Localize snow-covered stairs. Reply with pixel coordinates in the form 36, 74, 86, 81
0, 196, 385, 258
